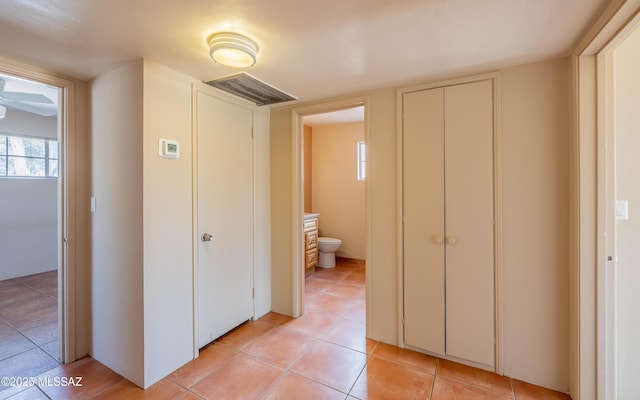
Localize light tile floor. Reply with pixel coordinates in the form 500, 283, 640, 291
0, 263, 572, 399
0, 270, 60, 400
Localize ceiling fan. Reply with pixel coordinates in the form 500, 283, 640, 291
0, 78, 56, 118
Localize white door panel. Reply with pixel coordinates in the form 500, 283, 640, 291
196, 91, 254, 349
403, 88, 446, 354
444, 80, 494, 367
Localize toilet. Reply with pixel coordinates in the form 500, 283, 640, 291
317, 237, 342, 268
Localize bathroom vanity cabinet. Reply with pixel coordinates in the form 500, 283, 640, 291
303, 214, 319, 274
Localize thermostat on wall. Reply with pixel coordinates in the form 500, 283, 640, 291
159, 139, 180, 159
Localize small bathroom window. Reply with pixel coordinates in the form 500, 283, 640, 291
357, 141, 366, 181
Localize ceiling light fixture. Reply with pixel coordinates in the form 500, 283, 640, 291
207, 32, 258, 68
0, 105, 6, 119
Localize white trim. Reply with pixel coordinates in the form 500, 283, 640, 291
395, 90, 402, 347
291, 109, 303, 318
291, 97, 370, 324
396, 72, 501, 96
0, 61, 76, 363
190, 83, 199, 359
492, 73, 504, 376
596, 50, 614, 400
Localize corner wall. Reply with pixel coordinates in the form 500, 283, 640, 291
90, 60, 145, 386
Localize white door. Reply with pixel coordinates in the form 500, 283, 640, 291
612, 27, 640, 399
444, 80, 494, 367
196, 90, 254, 349
403, 87, 446, 354
403, 80, 494, 368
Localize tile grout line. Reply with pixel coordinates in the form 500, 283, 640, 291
238, 328, 354, 399
3, 317, 61, 365
430, 358, 439, 399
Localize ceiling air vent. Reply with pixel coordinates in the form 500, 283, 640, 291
205, 72, 297, 106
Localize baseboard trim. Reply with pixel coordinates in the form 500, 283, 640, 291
336, 257, 366, 265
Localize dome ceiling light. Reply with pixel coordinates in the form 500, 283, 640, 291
207, 32, 258, 68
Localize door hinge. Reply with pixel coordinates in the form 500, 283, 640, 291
252, 288, 255, 299
251, 127, 254, 139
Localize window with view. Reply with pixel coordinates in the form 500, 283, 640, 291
0, 134, 58, 178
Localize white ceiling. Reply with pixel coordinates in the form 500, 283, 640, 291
0, 0, 607, 105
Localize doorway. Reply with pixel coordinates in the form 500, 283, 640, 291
292, 97, 370, 324
0, 65, 74, 392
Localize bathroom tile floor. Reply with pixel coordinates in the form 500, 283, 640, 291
0, 262, 572, 399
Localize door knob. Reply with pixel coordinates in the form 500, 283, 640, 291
446, 236, 457, 245
433, 235, 444, 245
201, 233, 213, 242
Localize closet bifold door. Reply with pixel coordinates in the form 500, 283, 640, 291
444, 80, 494, 367
402, 87, 446, 355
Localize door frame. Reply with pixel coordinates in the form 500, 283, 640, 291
290, 96, 370, 320
395, 72, 503, 373
573, 1, 640, 398
0, 60, 77, 363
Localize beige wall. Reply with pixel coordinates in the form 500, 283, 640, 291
141, 61, 195, 385
72, 78, 91, 359
613, 26, 640, 397
311, 122, 366, 260
270, 107, 295, 314
500, 59, 571, 390
304, 125, 312, 213
90, 60, 145, 385
270, 58, 572, 391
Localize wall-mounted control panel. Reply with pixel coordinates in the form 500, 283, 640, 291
159, 139, 180, 159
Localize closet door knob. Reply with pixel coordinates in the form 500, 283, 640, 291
446, 236, 457, 245
433, 235, 444, 245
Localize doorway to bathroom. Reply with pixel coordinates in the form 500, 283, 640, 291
292, 97, 370, 331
